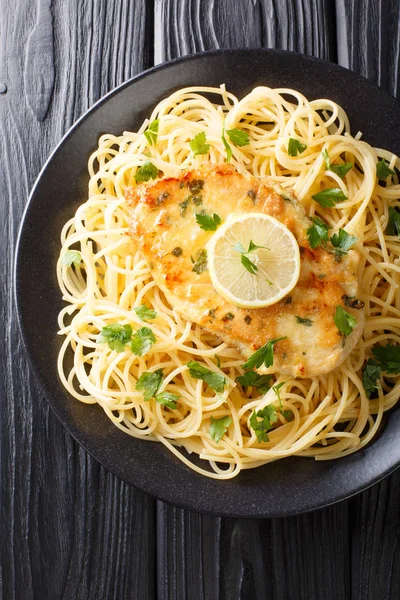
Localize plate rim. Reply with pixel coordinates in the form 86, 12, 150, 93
14, 47, 400, 518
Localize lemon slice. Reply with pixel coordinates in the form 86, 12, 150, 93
207, 213, 301, 308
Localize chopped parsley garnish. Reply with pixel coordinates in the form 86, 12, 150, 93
236, 370, 273, 394
222, 312, 235, 321
330, 229, 357, 261
195, 212, 222, 231
179, 196, 191, 216
241, 254, 258, 275
172, 246, 183, 257
342, 295, 365, 309
272, 381, 286, 408
226, 128, 250, 147
322, 149, 353, 179
221, 130, 232, 162
362, 359, 381, 398
306, 216, 330, 249
250, 405, 278, 443
376, 159, 395, 181
144, 119, 159, 146
134, 305, 157, 322
188, 179, 204, 194
136, 368, 164, 400
233, 239, 270, 276
244, 315, 252, 325
97, 323, 133, 352
62, 250, 82, 267
334, 306, 357, 336
288, 137, 307, 157
242, 337, 287, 370
136, 368, 179, 408
192, 195, 203, 206
312, 188, 347, 208
372, 344, 400, 374
386, 206, 400, 237
215, 355, 221, 368
135, 161, 158, 183
295, 316, 313, 326
187, 360, 227, 393
190, 132, 210, 157
156, 191, 169, 205
210, 415, 232, 443
192, 249, 208, 274
155, 391, 179, 409
130, 326, 156, 356
247, 189, 257, 203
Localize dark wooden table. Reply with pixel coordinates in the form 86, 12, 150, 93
2, 1, 400, 598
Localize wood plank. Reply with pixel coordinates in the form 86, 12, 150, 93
336, 0, 400, 97
155, 2, 350, 599
336, 3, 400, 598
0, 1, 155, 598
155, 0, 336, 63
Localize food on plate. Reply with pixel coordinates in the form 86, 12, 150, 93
57, 85, 400, 479
126, 163, 364, 378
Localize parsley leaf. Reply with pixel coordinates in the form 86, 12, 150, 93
187, 360, 226, 393
155, 391, 179, 409
362, 359, 381, 398
386, 206, 400, 237
210, 415, 232, 443
221, 130, 232, 162
62, 250, 82, 267
306, 216, 330, 249
136, 368, 164, 401
372, 344, 400, 374
330, 229, 357, 261
295, 316, 313, 326
136, 369, 179, 408
236, 371, 273, 393
334, 306, 357, 336
377, 159, 395, 181
144, 119, 159, 146
130, 326, 156, 356
97, 323, 133, 352
195, 212, 222, 231
190, 132, 210, 157
288, 138, 307, 157
312, 188, 348, 208
323, 149, 353, 179
248, 240, 269, 252
241, 254, 258, 275
233, 239, 270, 276
135, 161, 158, 184
242, 337, 287, 370
250, 405, 278, 443
134, 305, 157, 322
272, 381, 286, 403
226, 128, 250, 147
282, 410, 294, 421
192, 249, 208, 274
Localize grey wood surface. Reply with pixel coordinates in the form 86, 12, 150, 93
1, 1, 400, 599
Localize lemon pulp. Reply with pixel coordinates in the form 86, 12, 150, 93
207, 213, 301, 308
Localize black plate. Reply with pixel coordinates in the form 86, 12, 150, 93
15, 49, 400, 518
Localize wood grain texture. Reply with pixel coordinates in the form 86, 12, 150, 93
24, 0, 55, 121
0, 1, 154, 599
335, 4, 400, 599
336, 0, 400, 97
155, 0, 336, 63
2, 1, 400, 599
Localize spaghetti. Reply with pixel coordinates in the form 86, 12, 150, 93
57, 86, 400, 479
